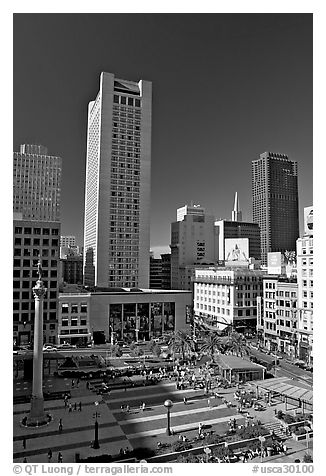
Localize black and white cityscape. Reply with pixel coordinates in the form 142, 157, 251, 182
13, 13, 313, 466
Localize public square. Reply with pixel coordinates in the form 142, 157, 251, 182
13, 349, 313, 464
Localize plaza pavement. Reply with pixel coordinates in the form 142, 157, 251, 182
13, 376, 312, 464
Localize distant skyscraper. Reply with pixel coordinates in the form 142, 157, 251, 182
231, 192, 242, 222
215, 194, 261, 261
252, 152, 299, 265
83, 72, 152, 288
13, 144, 62, 221
60, 236, 76, 247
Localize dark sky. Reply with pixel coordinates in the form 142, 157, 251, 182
13, 13, 312, 253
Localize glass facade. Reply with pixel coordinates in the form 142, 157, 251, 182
108, 302, 176, 341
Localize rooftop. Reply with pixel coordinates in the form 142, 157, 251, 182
215, 354, 266, 371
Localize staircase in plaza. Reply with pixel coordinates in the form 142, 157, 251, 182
263, 420, 285, 439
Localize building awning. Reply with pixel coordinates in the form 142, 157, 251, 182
250, 376, 313, 405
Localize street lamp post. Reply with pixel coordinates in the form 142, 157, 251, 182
204, 446, 211, 463
92, 401, 101, 449
259, 435, 265, 463
164, 399, 173, 435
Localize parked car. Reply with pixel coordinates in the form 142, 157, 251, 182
294, 360, 306, 369
43, 345, 57, 352
57, 343, 76, 349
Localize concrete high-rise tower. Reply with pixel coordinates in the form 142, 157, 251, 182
231, 192, 242, 222
83, 72, 152, 288
13, 144, 62, 221
252, 152, 299, 265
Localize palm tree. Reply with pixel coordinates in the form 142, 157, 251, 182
225, 331, 250, 357
167, 329, 195, 362
199, 333, 224, 362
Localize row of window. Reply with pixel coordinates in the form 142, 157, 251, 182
13, 259, 57, 268
13, 312, 57, 321
14, 301, 56, 311
61, 303, 88, 313
13, 290, 57, 300
13, 280, 57, 289
113, 95, 141, 107
15, 227, 59, 235
61, 318, 87, 326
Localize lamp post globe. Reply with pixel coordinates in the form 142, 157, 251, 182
164, 400, 173, 435
164, 399, 173, 409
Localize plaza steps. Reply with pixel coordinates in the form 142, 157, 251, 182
263, 420, 285, 439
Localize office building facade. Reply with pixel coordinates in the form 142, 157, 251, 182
83, 72, 152, 289
252, 152, 299, 265
149, 256, 163, 289
60, 236, 76, 247
257, 275, 298, 356
13, 217, 60, 345
170, 204, 219, 290
13, 144, 62, 221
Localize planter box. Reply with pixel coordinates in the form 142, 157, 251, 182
146, 435, 270, 463
292, 431, 313, 442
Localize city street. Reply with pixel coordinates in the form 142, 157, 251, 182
248, 347, 313, 387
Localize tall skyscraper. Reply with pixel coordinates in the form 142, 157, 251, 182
252, 152, 299, 265
83, 72, 152, 288
13, 144, 62, 221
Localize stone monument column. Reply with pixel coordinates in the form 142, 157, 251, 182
27, 261, 47, 425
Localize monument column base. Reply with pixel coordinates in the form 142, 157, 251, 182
26, 395, 48, 426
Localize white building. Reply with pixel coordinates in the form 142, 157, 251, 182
177, 203, 206, 222
60, 236, 76, 247
83, 72, 152, 289
193, 266, 263, 333
296, 206, 313, 363
13, 144, 62, 222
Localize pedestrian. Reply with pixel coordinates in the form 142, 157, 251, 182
283, 444, 287, 455
59, 422, 63, 433
23, 457, 27, 463
198, 422, 203, 435
58, 452, 63, 463
68, 403, 72, 412
78, 401, 82, 411
142, 402, 146, 411
71, 380, 75, 388
74, 402, 77, 411
183, 397, 187, 405
126, 405, 130, 413
207, 398, 211, 408
22, 437, 26, 449
47, 449, 52, 462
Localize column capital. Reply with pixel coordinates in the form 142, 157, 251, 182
33, 280, 47, 300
